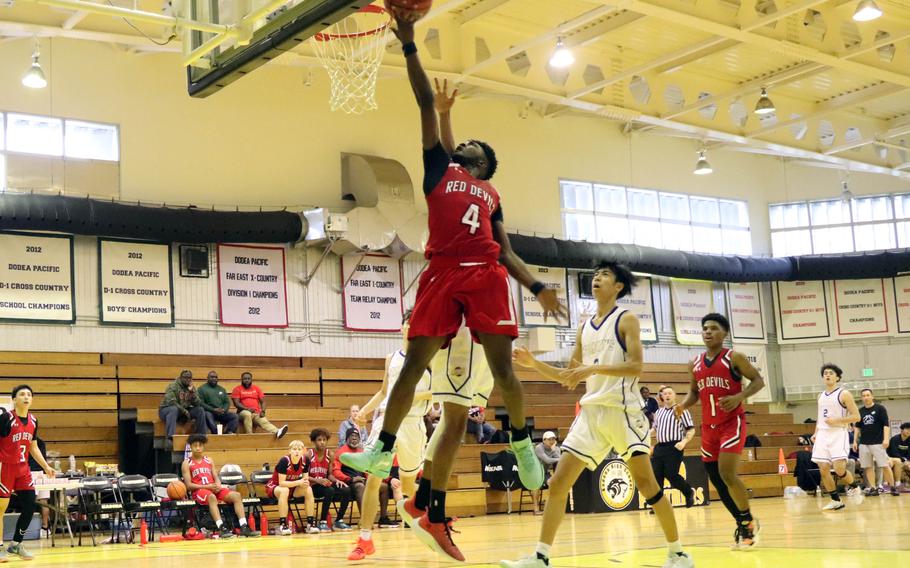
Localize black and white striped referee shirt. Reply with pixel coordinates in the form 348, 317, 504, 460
654, 406, 695, 444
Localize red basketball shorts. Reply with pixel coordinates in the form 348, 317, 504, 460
193, 487, 231, 505
408, 260, 519, 341
0, 462, 33, 498
700, 414, 746, 463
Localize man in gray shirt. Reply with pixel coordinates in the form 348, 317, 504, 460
531, 431, 561, 514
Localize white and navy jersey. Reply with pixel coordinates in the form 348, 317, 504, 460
378, 350, 431, 420
654, 406, 694, 444
579, 307, 641, 410
816, 387, 849, 431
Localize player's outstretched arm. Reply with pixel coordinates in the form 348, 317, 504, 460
560, 312, 643, 387
434, 78, 458, 154
360, 355, 391, 418
492, 220, 567, 323
393, 18, 438, 150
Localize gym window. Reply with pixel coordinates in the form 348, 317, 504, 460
770, 194, 907, 257
560, 180, 752, 255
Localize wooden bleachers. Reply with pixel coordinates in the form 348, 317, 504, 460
0, 352, 119, 471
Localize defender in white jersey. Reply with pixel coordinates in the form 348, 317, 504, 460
501, 262, 693, 568
811, 363, 861, 511
349, 311, 432, 561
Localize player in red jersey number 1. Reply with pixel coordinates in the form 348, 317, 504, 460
675, 314, 765, 550
0, 385, 56, 561
340, 14, 566, 563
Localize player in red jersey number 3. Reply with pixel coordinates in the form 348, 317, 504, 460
0, 385, 56, 561
341, 14, 566, 563
676, 314, 765, 550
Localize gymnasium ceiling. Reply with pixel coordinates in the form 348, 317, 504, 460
2, 0, 910, 178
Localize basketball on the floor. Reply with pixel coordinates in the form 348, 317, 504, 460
384, 0, 432, 22
167, 480, 187, 499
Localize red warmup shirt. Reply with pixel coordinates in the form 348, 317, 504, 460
0, 411, 37, 465
332, 445, 362, 483
692, 348, 745, 427
231, 384, 264, 413
422, 143, 503, 262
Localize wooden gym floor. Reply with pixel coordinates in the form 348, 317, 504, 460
20, 495, 908, 566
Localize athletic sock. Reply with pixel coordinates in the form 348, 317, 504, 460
307, 516, 315, 526
830, 491, 841, 501
428, 490, 447, 523
415, 477, 432, 510
535, 542, 551, 564
737, 509, 753, 526
378, 430, 397, 452
510, 425, 529, 442
667, 540, 683, 554
215, 520, 224, 529
238, 517, 248, 526
280, 517, 288, 527
360, 529, 372, 541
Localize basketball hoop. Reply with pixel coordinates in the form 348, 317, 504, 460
312, 5, 391, 114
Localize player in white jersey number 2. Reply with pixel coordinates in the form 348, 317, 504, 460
501, 262, 693, 568
811, 363, 862, 511
347, 310, 432, 561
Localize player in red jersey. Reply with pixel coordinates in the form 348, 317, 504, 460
267, 439, 320, 535
305, 428, 352, 531
340, 15, 565, 561
676, 313, 765, 550
181, 434, 258, 538
0, 385, 55, 560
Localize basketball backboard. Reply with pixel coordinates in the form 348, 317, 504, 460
185, 0, 369, 97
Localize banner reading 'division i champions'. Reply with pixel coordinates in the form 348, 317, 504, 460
99, 239, 174, 326
0, 232, 75, 323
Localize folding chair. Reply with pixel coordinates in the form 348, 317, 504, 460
151, 473, 196, 535
219, 470, 261, 523
116, 475, 167, 542
76, 476, 127, 546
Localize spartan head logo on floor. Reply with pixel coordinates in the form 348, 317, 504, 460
599, 460, 636, 510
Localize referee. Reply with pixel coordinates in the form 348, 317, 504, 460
651, 386, 696, 508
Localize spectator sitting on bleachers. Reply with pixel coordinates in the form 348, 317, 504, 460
198, 371, 239, 435
338, 405, 367, 448
305, 428, 352, 531
181, 434, 257, 538
266, 440, 320, 535
641, 386, 659, 425
466, 406, 496, 444
424, 403, 441, 440
230, 372, 288, 439
531, 431, 561, 515
333, 428, 369, 514
159, 370, 208, 438
887, 422, 910, 491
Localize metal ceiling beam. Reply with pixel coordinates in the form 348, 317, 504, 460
565, 10, 644, 48
747, 82, 905, 138
457, 0, 512, 23
570, 0, 831, 99
823, 123, 910, 154
61, 10, 87, 30
0, 19, 180, 51
623, 0, 910, 88
457, 4, 619, 80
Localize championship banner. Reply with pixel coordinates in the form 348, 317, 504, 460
618, 276, 657, 343
774, 280, 830, 342
570, 456, 709, 514
670, 279, 714, 345
727, 282, 766, 343
99, 239, 174, 326
217, 244, 289, 328
892, 276, 910, 334
341, 253, 403, 332
732, 343, 772, 403
520, 265, 568, 327
833, 278, 889, 337
0, 232, 75, 323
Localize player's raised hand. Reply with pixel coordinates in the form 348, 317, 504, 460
390, 16, 416, 44
537, 288, 568, 324
559, 366, 593, 390
434, 78, 458, 114
512, 347, 537, 369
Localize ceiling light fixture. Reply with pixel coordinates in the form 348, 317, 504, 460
21, 38, 47, 89
694, 149, 713, 175
852, 0, 882, 22
840, 180, 854, 203
754, 87, 775, 115
549, 37, 575, 69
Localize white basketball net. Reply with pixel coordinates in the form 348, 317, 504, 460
312, 6, 391, 114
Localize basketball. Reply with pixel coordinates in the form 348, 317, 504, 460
166, 480, 187, 500
384, 0, 432, 22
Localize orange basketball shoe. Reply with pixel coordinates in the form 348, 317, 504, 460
412, 515, 465, 562
347, 537, 376, 561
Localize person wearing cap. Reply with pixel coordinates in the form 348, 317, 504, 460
531, 431, 561, 515
159, 369, 208, 438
